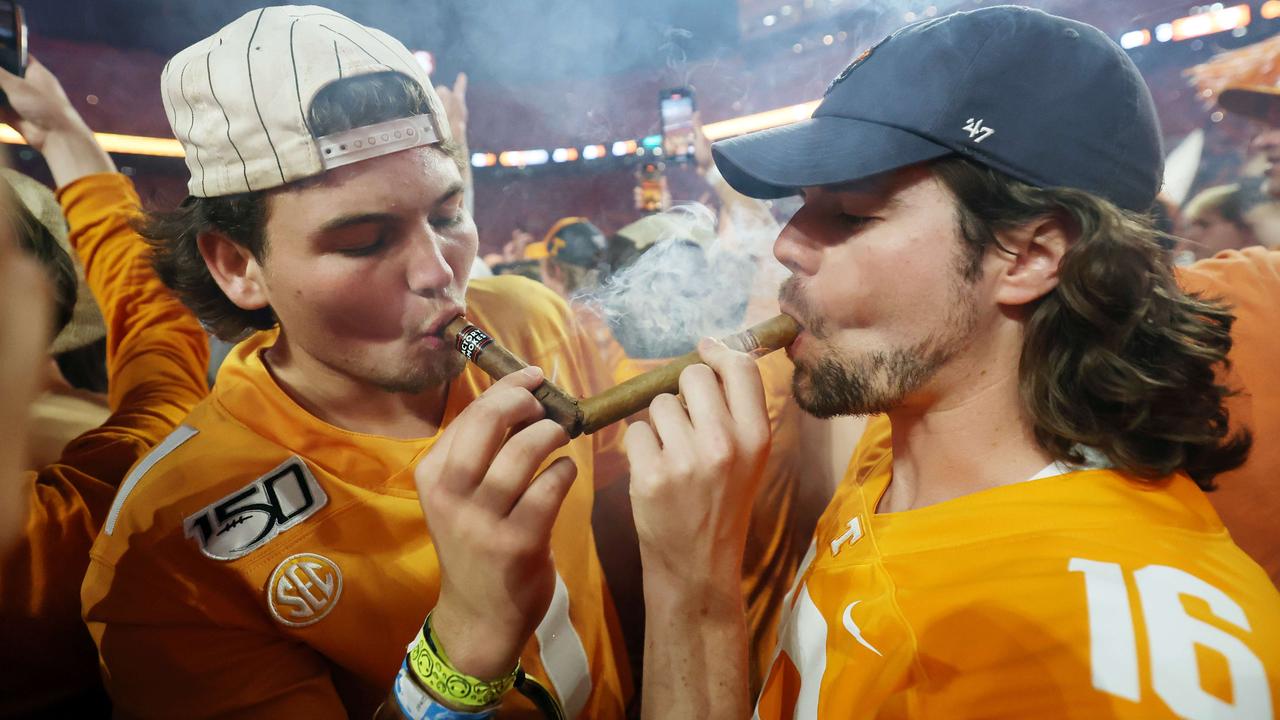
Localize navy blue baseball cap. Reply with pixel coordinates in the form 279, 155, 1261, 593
712, 6, 1164, 212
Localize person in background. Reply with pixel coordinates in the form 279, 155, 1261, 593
1174, 80, 1280, 589
0, 176, 55, 560
629, 7, 1280, 717
0, 56, 210, 716
1178, 183, 1256, 261
2, 167, 115, 468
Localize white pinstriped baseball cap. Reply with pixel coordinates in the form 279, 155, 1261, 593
161, 5, 452, 198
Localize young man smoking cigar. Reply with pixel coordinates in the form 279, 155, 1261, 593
626, 7, 1280, 718
81, 7, 629, 718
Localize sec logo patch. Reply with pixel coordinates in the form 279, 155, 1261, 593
268, 553, 343, 627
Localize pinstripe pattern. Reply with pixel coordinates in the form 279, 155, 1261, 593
157, 5, 449, 197
203, 37, 251, 190
246, 8, 286, 185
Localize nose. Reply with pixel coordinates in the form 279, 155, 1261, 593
405, 222, 455, 295
773, 212, 822, 277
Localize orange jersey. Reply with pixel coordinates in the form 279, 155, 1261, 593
756, 417, 1280, 719
82, 276, 628, 719
1176, 247, 1280, 586
1, 173, 209, 716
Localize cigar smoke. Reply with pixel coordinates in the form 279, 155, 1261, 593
577, 202, 785, 358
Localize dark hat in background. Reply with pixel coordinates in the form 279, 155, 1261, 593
529, 217, 607, 268
1, 169, 106, 354
1218, 84, 1280, 123
713, 5, 1163, 212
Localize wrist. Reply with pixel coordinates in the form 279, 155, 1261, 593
39, 126, 116, 188
641, 566, 744, 619
430, 596, 523, 680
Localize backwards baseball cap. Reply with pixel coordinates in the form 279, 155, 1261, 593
526, 217, 607, 266
162, 5, 451, 198
713, 6, 1163, 212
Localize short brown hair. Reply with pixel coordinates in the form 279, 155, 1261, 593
933, 156, 1251, 490
141, 71, 463, 341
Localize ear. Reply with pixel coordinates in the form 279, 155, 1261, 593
992, 214, 1071, 307
196, 230, 270, 311
540, 258, 562, 282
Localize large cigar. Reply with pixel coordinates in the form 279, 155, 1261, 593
445, 314, 800, 437
446, 316, 583, 431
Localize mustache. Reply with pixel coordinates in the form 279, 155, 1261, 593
778, 276, 828, 339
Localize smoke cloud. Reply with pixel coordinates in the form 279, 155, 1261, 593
577, 200, 786, 359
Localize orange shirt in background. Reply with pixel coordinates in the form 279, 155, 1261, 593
1, 173, 210, 716
1176, 247, 1280, 586
757, 416, 1280, 719
82, 277, 628, 719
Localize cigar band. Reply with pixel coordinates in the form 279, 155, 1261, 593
455, 325, 494, 362
728, 330, 762, 355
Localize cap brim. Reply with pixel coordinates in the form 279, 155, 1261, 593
1218, 85, 1280, 122
711, 116, 953, 199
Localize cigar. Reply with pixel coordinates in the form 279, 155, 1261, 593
445, 314, 801, 437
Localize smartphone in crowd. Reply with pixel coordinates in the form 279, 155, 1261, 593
659, 87, 696, 163
0, 1, 27, 78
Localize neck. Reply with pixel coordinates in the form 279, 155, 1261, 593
879, 330, 1054, 513
263, 334, 451, 439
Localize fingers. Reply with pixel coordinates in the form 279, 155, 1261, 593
678, 362, 733, 434
697, 337, 768, 431
508, 456, 577, 540
417, 366, 547, 495
473, 419, 570, 515
454, 72, 468, 101
623, 420, 662, 484
648, 392, 695, 458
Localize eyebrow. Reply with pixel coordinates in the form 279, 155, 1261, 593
315, 182, 465, 234
808, 179, 905, 212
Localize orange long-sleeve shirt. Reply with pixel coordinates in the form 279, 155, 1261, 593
0, 173, 209, 716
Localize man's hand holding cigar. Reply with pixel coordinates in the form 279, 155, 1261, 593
623, 337, 771, 720
414, 366, 578, 683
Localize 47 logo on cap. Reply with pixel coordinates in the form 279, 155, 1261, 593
268, 553, 343, 627
184, 456, 327, 561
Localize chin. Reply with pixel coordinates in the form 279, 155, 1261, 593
369, 351, 467, 395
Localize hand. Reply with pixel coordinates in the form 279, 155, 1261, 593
0, 56, 86, 153
507, 228, 534, 261
435, 73, 468, 149
625, 338, 770, 599
0, 56, 114, 186
415, 366, 578, 680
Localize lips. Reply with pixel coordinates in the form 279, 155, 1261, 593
420, 306, 465, 338
778, 304, 808, 333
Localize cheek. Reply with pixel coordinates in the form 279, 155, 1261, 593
812, 242, 906, 328
270, 263, 410, 339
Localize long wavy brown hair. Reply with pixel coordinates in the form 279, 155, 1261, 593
933, 157, 1251, 490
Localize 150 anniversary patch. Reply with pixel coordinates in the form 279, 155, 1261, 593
184, 456, 328, 561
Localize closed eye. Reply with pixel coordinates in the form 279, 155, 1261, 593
337, 231, 389, 257
840, 214, 876, 228
430, 211, 466, 230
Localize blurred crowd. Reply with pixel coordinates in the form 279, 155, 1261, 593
0, 5, 1278, 720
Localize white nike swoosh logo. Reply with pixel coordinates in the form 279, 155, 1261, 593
843, 601, 882, 657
